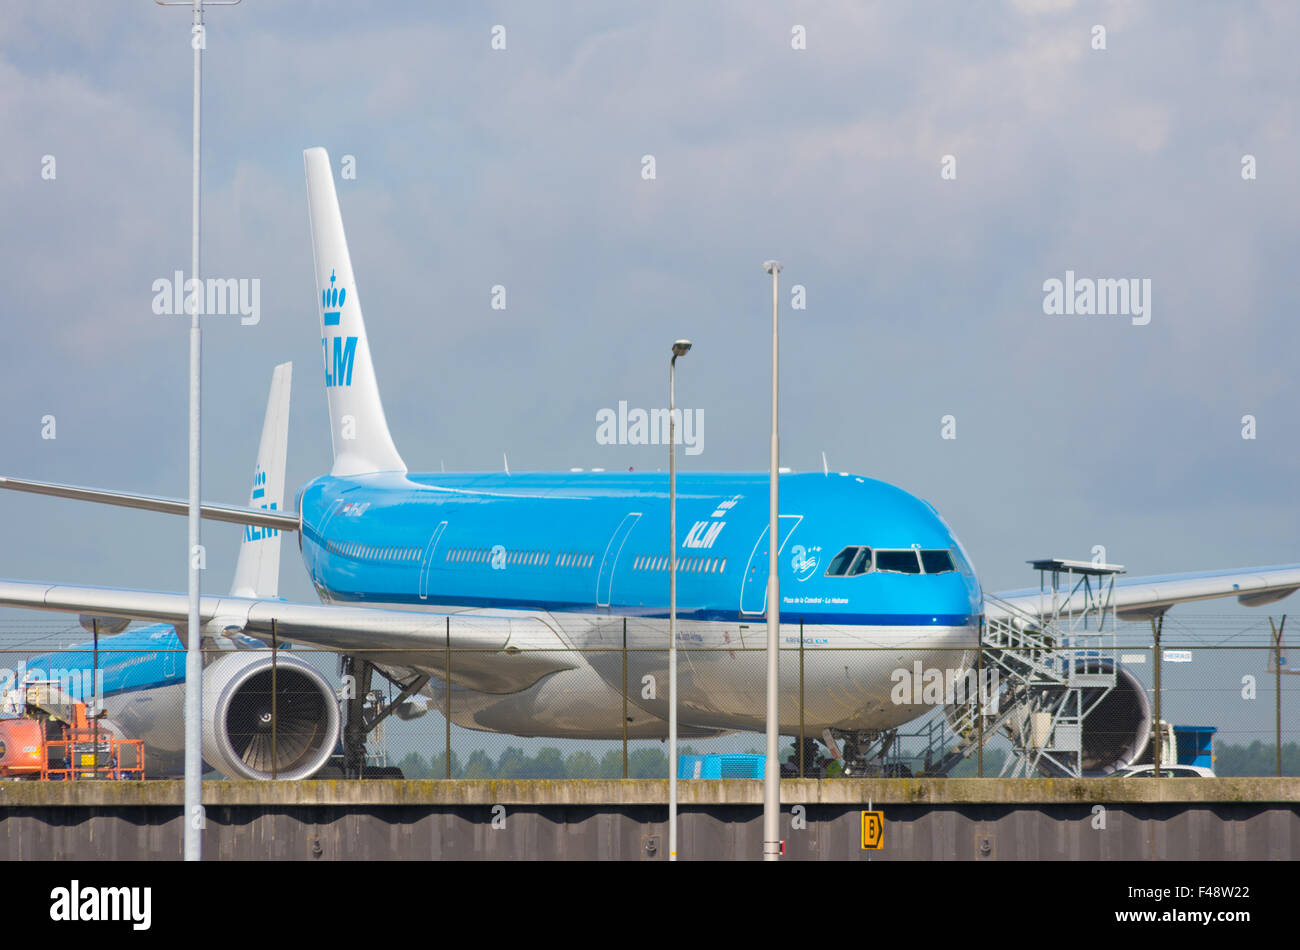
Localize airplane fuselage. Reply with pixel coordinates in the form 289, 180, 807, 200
295, 470, 983, 738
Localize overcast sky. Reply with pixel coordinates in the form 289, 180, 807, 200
3, 0, 1298, 622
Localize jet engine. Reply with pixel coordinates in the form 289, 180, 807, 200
201, 652, 340, 780
1005, 660, 1151, 776
1074, 661, 1152, 775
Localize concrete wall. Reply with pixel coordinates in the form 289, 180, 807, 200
1, 779, 1296, 860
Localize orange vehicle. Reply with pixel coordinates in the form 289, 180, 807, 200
0, 685, 144, 781
0, 717, 47, 777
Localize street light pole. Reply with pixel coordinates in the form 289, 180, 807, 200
668, 339, 691, 862
762, 260, 781, 861
156, 0, 241, 863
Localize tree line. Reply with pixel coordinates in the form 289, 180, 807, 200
397, 746, 722, 780
394, 741, 1300, 779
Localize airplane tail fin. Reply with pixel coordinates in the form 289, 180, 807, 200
229, 362, 293, 599
303, 147, 407, 477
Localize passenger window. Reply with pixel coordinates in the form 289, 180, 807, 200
875, 550, 921, 574
920, 550, 955, 574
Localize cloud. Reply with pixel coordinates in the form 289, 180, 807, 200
0, 0, 1297, 608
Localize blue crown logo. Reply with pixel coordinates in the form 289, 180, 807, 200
251, 467, 266, 499
322, 269, 345, 326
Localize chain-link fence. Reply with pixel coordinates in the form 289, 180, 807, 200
0, 614, 1295, 781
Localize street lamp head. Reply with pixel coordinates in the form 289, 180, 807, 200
763, 260, 782, 274
672, 340, 692, 358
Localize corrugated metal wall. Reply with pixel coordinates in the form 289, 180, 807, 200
1, 801, 1296, 860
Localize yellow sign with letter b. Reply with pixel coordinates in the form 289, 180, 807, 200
861, 810, 883, 850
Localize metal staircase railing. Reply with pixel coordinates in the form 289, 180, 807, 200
899, 587, 1120, 777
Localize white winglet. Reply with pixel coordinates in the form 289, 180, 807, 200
303, 146, 407, 477
229, 362, 292, 599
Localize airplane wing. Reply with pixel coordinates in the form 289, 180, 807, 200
0, 579, 572, 694
0, 476, 300, 532
988, 562, 1300, 622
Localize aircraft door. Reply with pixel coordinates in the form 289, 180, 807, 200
419, 520, 449, 600
739, 515, 803, 615
596, 512, 642, 607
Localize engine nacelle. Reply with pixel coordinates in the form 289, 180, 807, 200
201, 652, 340, 781
1076, 662, 1152, 775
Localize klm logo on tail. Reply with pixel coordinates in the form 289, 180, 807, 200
322, 269, 346, 326
323, 336, 357, 387
245, 467, 279, 541
321, 269, 357, 387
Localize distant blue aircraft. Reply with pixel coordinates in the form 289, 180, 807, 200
0, 364, 338, 780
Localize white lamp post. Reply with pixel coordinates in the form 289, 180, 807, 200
155, 0, 242, 862
668, 338, 691, 861
762, 260, 781, 861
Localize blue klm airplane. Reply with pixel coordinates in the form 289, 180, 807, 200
1, 148, 1298, 780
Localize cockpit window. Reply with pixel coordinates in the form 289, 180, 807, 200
847, 547, 873, 576
920, 550, 955, 574
874, 549, 922, 574
827, 546, 956, 576
946, 545, 977, 577
825, 546, 860, 577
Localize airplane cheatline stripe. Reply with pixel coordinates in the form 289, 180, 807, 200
316, 588, 973, 627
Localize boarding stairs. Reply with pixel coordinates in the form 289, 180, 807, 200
897, 561, 1124, 777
